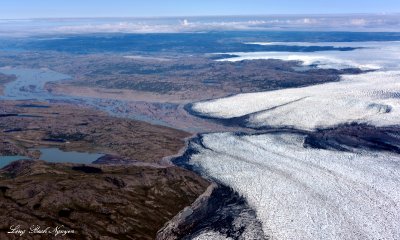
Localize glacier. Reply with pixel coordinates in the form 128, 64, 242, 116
189, 132, 400, 240
187, 40, 400, 239
193, 41, 400, 130
192, 70, 400, 130
218, 41, 400, 70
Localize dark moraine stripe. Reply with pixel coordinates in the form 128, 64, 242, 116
170, 135, 267, 240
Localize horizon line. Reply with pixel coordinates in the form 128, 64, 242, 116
1, 12, 400, 21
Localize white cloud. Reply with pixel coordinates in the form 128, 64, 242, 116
1, 15, 400, 36
350, 18, 367, 26
181, 19, 190, 26
301, 18, 318, 24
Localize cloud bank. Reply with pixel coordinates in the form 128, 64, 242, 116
1, 14, 400, 36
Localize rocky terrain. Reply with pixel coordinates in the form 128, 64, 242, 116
0, 52, 357, 102
1, 32, 397, 239
0, 100, 210, 239
0, 160, 209, 239
0, 101, 190, 163
0, 48, 362, 134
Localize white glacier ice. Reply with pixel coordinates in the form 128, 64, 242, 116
194, 41, 400, 130
192, 71, 400, 130
189, 132, 400, 240
189, 40, 400, 239
219, 41, 400, 70
245, 41, 400, 48
192, 231, 233, 240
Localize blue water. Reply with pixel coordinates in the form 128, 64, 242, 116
0, 148, 104, 168
37, 147, 104, 164
1, 31, 400, 54
0, 68, 168, 126
0, 68, 70, 100
0, 156, 28, 168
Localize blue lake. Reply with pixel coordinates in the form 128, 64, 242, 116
0, 148, 104, 168
0, 156, 28, 168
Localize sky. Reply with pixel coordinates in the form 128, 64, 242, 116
1, 0, 400, 19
